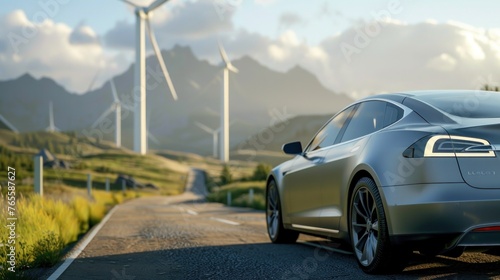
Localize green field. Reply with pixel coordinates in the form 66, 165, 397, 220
207, 181, 267, 210
43, 152, 188, 196
0, 129, 190, 279
0, 128, 278, 278
0, 129, 189, 197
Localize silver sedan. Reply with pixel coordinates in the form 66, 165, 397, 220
266, 90, 500, 274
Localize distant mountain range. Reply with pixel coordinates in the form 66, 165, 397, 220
0, 45, 353, 155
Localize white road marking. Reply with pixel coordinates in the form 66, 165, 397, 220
210, 217, 240, 226
47, 205, 120, 280
178, 206, 198, 216
299, 241, 353, 255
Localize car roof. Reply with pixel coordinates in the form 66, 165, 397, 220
364, 90, 490, 101
360, 90, 496, 124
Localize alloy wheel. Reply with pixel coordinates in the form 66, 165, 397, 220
351, 187, 379, 266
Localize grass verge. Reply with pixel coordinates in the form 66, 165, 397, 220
207, 181, 266, 210
0, 190, 139, 279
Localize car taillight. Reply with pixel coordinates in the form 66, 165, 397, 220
403, 135, 495, 158
473, 226, 500, 232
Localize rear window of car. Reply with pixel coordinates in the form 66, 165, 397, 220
416, 91, 500, 118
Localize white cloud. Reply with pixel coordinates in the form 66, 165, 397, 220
279, 30, 300, 47
104, 6, 500, 99
426, 53, 457, 71
0, 10, 128, 93
457, 30, 486, 60
316, 20, 500, 97
104, 20, 134, 50
105, 0, 233, 49
3, 1, 500, 100
69, 23, 100, 45
159, 0, 233, 38
194, 17, 500, 98
306, 46, 328, 60
267, 44, 286, 61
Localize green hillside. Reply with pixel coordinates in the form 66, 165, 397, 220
0, 129, 189, 197
0, 129, 192, 278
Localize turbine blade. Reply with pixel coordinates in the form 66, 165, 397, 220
120, 0, 140, 8
148, 131, 160, 145
92, 106, 115, 128
195, 122, 214, 134
146, 0, 169, 13
47, 101, 61, 132
199, 74, 222, 95
218, 40, 231, 65
218, 41, 238, 73
121, 104, 134, 111
0, 114, 19, 133
110, 79, 119, 102
87, 70, 100, 92
146, 18, 178, 100
227, 63, 239, 73
49, 101, 55, 127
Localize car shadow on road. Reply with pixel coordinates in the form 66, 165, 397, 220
302, 239, 500, 279
401, 251, 500, 279
52, 243, 359, 280
51, 241, 500, 280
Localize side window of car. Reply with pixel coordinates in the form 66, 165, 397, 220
306, 106, 355, 152
383, 103, 404, 127
341, 101, 387, 142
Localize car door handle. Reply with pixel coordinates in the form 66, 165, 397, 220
310, 157, 324, 164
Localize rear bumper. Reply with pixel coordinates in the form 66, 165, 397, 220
390, 229, 500, 251
457, 230, 500, 246
381, 183, 500, 247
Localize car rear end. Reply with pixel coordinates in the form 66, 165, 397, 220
383, 91, 500, 253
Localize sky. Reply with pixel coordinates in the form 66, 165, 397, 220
1, 0, 500, 98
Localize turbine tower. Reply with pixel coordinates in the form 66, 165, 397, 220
46, 101, 60, 132
146, 109, 160, 150
0, 114, 19, 133
122, 0, 178, 155
196, 122, 220, 158
92, 79, 129, 147
218, 42, 238, 162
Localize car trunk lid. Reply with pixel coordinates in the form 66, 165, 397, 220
446, 120, 500, 189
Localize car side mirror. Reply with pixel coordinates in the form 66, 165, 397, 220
282, 141, 303, 155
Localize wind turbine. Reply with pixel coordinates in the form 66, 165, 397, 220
218, 42, 238, 162
0, 114, 19, 133
146, 109, 160, 150
121, 0, 178, 155
196, 122, 220, 158
92, 79, 130, 147
46, 101, 60, 132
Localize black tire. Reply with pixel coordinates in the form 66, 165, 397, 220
266, 180, 299, 243
349, 177, 409, 274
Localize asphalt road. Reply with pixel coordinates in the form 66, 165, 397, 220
48, 169, 500, 280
